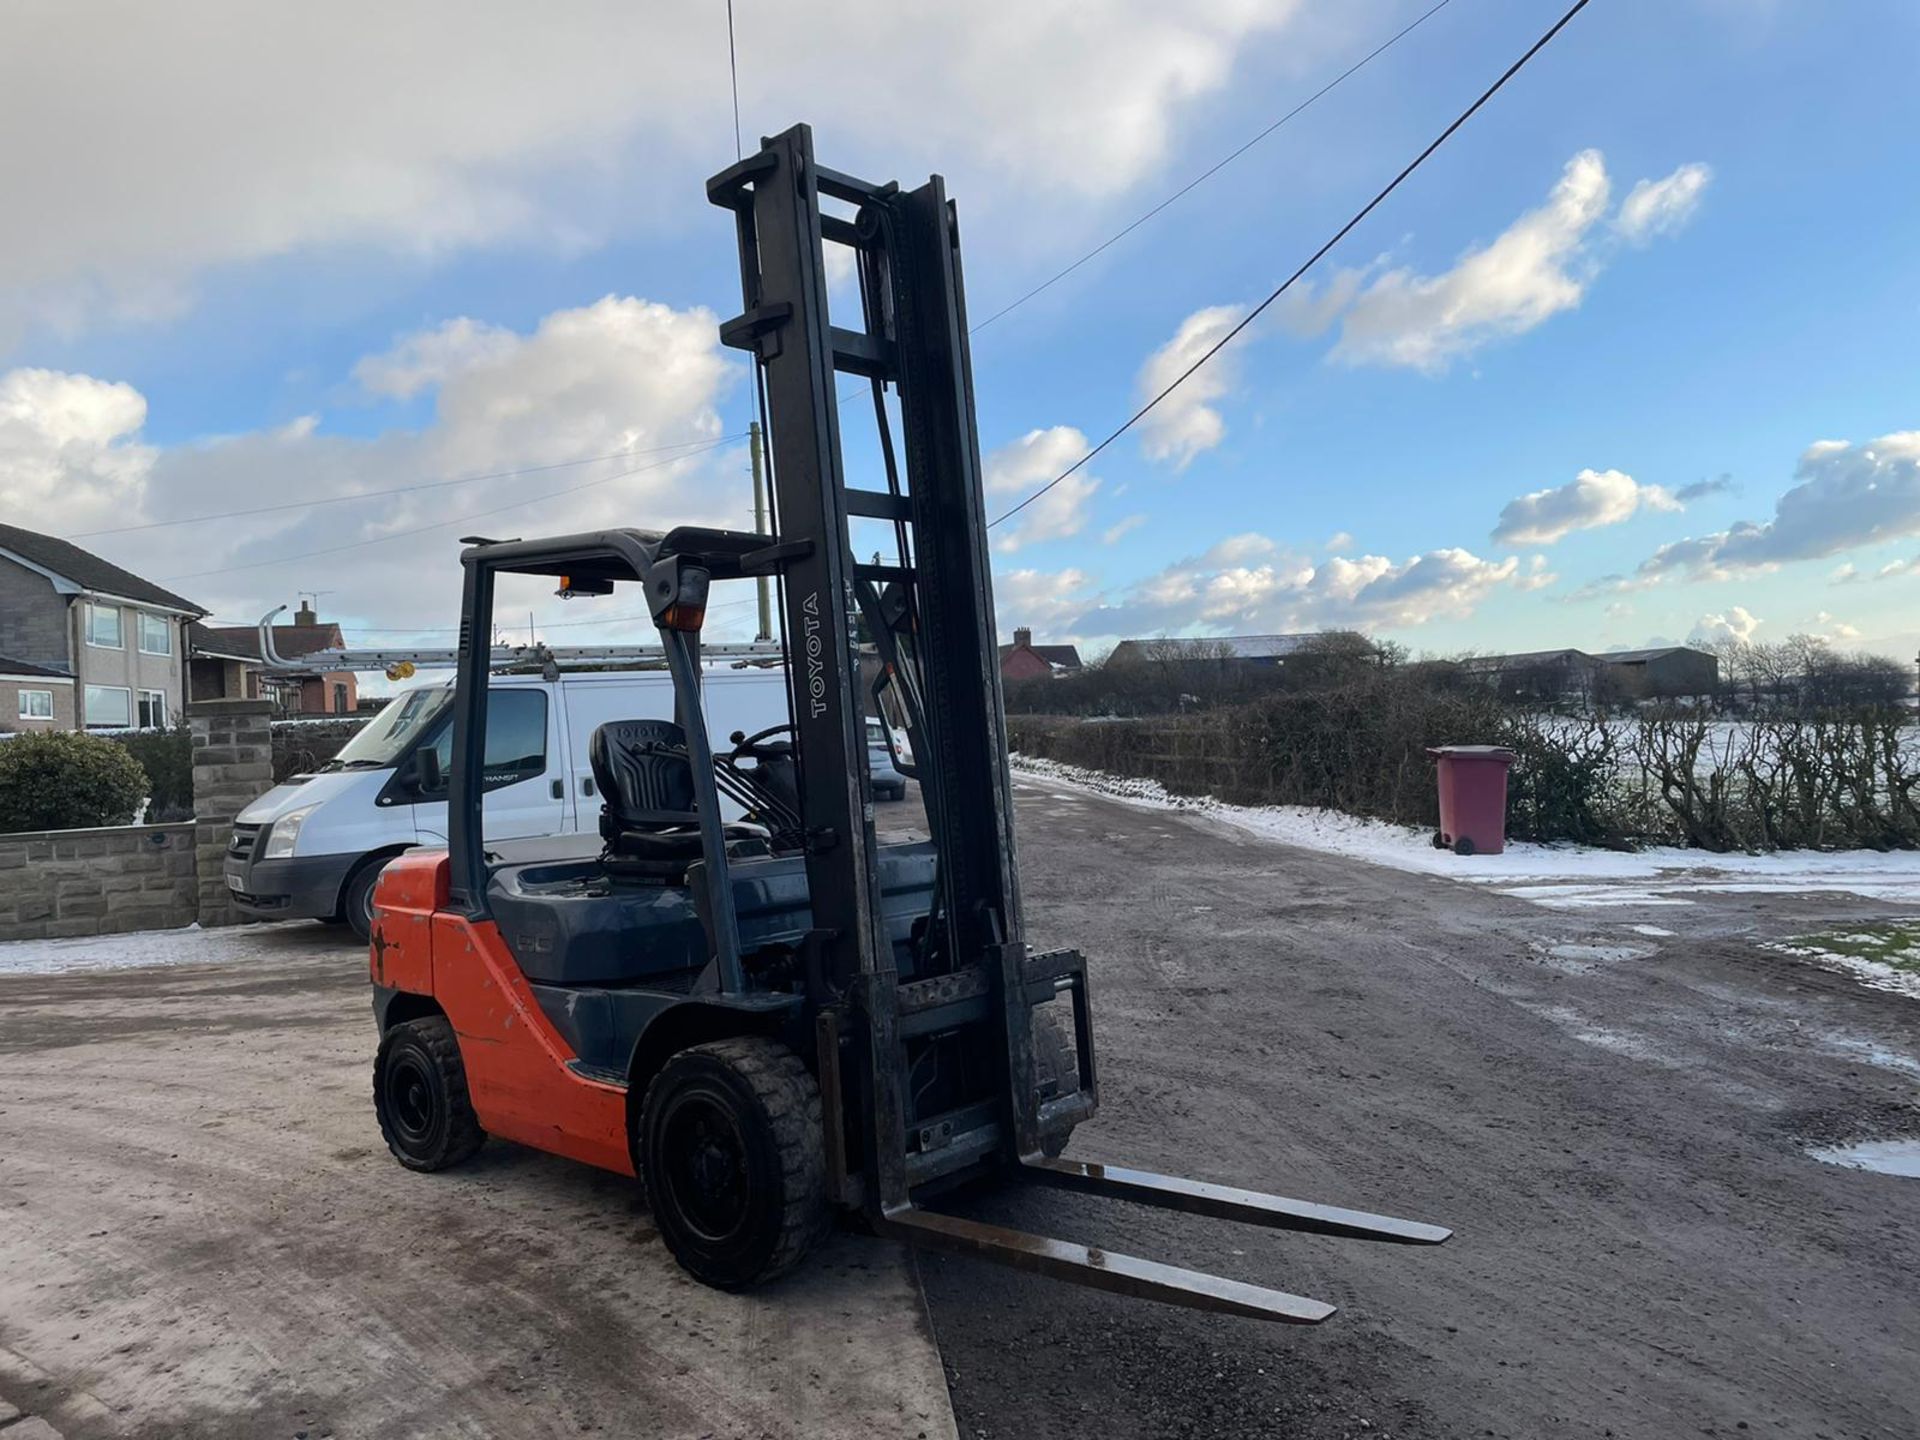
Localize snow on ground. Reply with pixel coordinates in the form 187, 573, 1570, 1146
0, 923, 313, 977
1011, 753, 1920, 910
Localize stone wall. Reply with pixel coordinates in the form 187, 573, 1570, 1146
0, 822, 197, 940
191, 698, 275, 928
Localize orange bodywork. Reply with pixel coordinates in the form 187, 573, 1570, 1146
370, 850, 634, 1177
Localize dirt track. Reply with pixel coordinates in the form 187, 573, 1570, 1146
3, 777, 1918, 1438
923, 774, 1920, 1439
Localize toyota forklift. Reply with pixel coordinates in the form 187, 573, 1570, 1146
368, 123, 1448, 1323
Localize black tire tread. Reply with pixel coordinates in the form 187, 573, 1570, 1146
1031, 1009, 1079, 1158
374, 1016, 486, 1171
641, 1036, 830, 1288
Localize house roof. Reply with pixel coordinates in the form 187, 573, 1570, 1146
998, 640, 1083, 668
0, 653, 74, 680
193, 621, 346, 664
0, 523, 206, 615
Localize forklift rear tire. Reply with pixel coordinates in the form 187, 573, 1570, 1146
638, 1037, 830, 1291
374, 1016, 486, 1172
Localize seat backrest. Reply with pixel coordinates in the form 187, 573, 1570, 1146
589, 720, 698, 830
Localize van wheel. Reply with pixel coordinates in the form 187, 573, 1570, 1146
639, 1038, 829, 1291
344, 859, 387, 942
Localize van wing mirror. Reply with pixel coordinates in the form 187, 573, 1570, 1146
415, 747, 446, 795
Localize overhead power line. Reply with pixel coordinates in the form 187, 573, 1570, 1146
69, 433, 745, 541
827, 0, 1455, 408
969, 0, 1456, 336
988, 0, 1595, 531
164, 434, 746, 583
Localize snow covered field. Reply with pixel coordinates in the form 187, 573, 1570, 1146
1012, 753, 1920, 911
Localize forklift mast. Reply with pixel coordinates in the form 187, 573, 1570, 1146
709, 124, 1055, 1210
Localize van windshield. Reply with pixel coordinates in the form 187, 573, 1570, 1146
325, 683, 453, 769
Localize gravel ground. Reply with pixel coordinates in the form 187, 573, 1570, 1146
0, 921, 954, 1440
3, 778, 1917, 1438
920, 774, 1920, 1440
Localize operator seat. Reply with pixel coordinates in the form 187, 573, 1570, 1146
588, 720, 713, 880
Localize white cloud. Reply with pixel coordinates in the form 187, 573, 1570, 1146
1615, 163, 1713, 244
1325, 150, 1711, 373
1491, 467, 1681, 546
992, 565, 1094, 638
1877, 555, 1920, 580
0, 368, 155, 533
983, 426, 1099, 552
1324, 530, 1354, 553
1103, 514, 1147, 544
1136, 305, 1241, 467
1060, 535, 1527, 642
353, 318, 517, 400
0, 2, 1309, 344
1514, 555, 1558, 591
1634, 432, 1920, 580
4, 295, 740, 634
1808, 610, 1861, 642
1688, 606, 1761, 645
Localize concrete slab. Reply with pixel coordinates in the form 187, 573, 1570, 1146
0, 925, 956, 1439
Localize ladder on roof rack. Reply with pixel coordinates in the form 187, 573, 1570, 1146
251, 606, 786, 675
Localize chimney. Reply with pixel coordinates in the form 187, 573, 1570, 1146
294, 599, 318, 626
1014, 626, 1032, 650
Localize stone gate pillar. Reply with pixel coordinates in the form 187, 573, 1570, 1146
190, 698, 275, 927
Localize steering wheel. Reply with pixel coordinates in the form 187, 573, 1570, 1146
729, 723, 796, 760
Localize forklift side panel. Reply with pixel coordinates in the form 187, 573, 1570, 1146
367, 849, 445, 996
428, 911, 634, 1177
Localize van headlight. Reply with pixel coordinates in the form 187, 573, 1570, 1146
262, 805, 318, 859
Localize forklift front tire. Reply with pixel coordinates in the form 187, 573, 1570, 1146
1031, 1009, 1080, 1159
374, 1016, 486, 1172
638, 1037, 830, 1291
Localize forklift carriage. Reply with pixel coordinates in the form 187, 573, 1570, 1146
368, 123, 1447, 1323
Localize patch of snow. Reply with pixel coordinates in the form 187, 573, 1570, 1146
1631, 924, 1676, 937
0, 924, 305, 977
1764, 939, 1920, 1002
1012, 753, 1920, 906
1807, 1138, 1920, 1177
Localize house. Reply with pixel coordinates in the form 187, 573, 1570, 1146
999, 627, 1083, 682
0, 523, 206, 731
1, 655, 77, 730
191, 599, 359, 715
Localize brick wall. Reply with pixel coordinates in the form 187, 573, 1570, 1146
191, 698, 275, 927
0, 822, 197, 940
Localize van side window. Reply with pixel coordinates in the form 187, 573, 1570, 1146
431, 690, 549, 791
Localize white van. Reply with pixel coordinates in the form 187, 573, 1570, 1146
224, 667, 790, 939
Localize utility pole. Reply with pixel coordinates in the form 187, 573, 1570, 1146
750, 420, 774, 642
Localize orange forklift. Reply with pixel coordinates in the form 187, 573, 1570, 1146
367, 124, 1448, 1320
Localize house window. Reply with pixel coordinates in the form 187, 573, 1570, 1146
138, 612, 172, 655
17, 690, 54, 720
84, 603, 123, 649
332, 682, 348, 714
138, 690, 168, 728
84, 685, 133, 729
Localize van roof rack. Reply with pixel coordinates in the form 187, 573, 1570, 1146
252, 606, 784, 677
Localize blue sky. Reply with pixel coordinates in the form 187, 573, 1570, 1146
3, 0, 1916, 664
